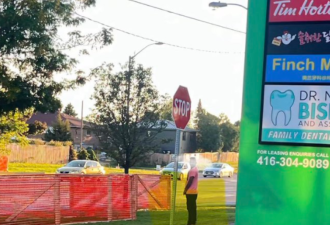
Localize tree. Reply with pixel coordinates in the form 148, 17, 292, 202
28, 120, 47, 135
0, 0, 113, 115
219, 121, 239, 152
159, 94, 173, 121
63, 103, 78, 117
194, 102, 221, 152
77, 148, 90, 160
44, 114, 72, 142
219, 113, 230, 124
0, 109, 31, 156
91, 62, 166, 174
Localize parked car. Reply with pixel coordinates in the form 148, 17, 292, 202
159, 162, 191, 180
202, 163, 234, 178
99, 152, 107, 161
56, 160, 105, 175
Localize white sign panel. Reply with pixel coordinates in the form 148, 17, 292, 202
261, 85, 330, 145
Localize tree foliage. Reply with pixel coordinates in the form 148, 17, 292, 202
0, 109, 31, 155
44, 114, 72, 141
28, 120, 47, 135
63, 103, 78, 117
194, 101, 221, 152
219, 117, 240, 152
159, 94, 173, 121
90, 62, 166, 174
77, 148, 89, 160
0, 0, 113, 115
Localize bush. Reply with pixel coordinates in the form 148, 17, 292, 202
77, 148, 90, 160
63, 141, 72, 146
48, 140, 63, 146
69, 145, 78, 162
86, 147, 98, 161
29, 139, 45, 145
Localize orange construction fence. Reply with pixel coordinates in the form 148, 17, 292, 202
0, 174, 171, 225
0, 174, 137, 225
0, 156, 8, 172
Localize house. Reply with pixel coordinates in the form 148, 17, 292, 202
27, 111, 100, 150
156, 120, 198, 154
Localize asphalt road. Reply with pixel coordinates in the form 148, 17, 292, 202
198, 172, 237, 206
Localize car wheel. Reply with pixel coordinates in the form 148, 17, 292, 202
81, 172, 85, 175
203, 175, 207, 178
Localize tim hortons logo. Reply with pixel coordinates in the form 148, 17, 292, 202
271, 0, 330, 20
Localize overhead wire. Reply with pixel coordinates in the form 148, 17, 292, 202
128, 0, 246, 35
74, 12, 244, 54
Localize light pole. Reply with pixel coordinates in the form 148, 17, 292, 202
209, 1, 248, 10
124, 42, 163, 174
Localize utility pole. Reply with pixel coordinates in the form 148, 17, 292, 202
80, 100, 83, 150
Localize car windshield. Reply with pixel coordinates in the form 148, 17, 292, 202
65, 161, 85, 168
165, 162, 183, 169
211, 163, 223, 168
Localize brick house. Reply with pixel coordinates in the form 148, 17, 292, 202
27, 111, 100, 150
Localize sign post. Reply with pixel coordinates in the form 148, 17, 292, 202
169, 86, 191, 225
237, 0, 330, 225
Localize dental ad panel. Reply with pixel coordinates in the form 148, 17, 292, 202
266, 55, 330, 83
262, 85, 330, 144
267, 23, 330, 55
269, 0, 330, 22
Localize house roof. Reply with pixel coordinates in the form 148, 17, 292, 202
163, 120, 197, 132
27, 111, 89, 128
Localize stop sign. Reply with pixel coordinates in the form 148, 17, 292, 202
172, 86, 191, 129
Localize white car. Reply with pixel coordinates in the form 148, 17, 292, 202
159, 162, 191, 180
202, 163, 234, 178
56, 160, 106, 175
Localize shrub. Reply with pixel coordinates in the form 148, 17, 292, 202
29, 139, 45, 145
48, 140, 55, 146
54, 141, 63, 146
69, 145, 78, 162
63, 141, 72, 146
77, 148, 90, 160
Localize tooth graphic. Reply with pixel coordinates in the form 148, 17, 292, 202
270, 90, 295, 126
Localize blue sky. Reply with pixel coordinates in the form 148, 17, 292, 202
58, 0, 248, 122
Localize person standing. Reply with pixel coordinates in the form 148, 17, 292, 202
184, 157, 198, 225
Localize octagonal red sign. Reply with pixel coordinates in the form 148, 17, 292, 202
172, 86, 191, 129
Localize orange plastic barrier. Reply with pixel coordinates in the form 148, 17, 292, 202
0, 174, 137, 225
137, 175, 171, 210
0, 156, 8, 172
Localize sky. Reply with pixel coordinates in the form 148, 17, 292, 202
57, 0, 248, 123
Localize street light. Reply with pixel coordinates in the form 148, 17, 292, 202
125, 42, 163, 173
209, 1, 248, 10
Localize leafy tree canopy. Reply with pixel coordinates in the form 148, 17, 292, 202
28, 120, 48, 135
0, 0, 113, 115
90, 62, 166, 174
0, 109, 31, 155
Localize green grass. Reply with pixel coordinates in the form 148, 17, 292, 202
72, 179, 235, 225
7, 163, 159, 175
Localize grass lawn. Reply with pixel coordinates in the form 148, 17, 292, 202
73, 179, 235, 225
7, 163, 159, 175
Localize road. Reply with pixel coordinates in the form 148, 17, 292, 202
198, 172, 237, 206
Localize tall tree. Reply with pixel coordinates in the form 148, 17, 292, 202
91, 62, 166, 174
44, 114, 72, 141
0, 0, 113, 115
219, 113, 230, 124
194, 102, 221, 152
63, 103, 78, 117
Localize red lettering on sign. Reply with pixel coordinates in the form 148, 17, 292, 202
269, 0, 330, 22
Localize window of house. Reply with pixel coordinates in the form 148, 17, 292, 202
182, 132, 186, 141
